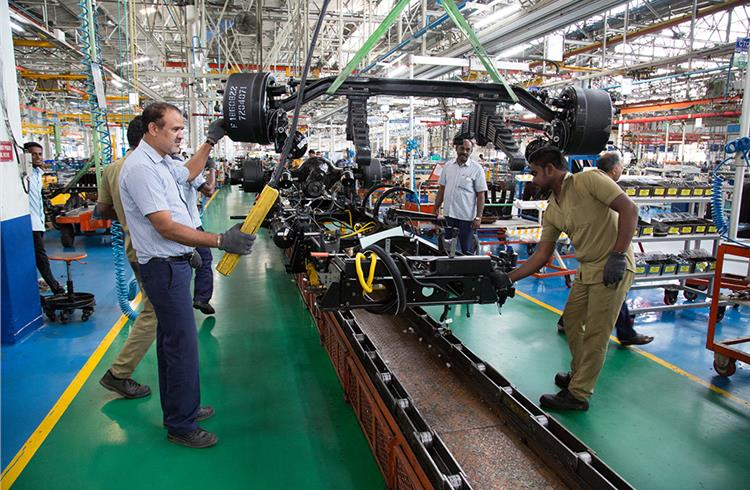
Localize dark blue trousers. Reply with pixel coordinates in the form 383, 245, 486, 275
445, 217, 476, 254
193, 227, 214, 304
139, 259, 200, 434
615, 301, 637, 340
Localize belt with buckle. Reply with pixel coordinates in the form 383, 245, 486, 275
149, 253, 193, 263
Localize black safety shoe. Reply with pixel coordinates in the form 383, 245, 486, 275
619, 334, 654, 347
163, 406, 215, 427
554, 372, 571, 389
167, 428, 218, 449
556, 318, 565, 334
540, 389, 589, 411
197, 406, 214, 422
99, 369, 151, 399
193, 302, 216, 315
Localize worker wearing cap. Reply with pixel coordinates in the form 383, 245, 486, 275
500, 146, 638, 411
119, 102, 255, 448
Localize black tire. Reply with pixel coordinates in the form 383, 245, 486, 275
684, 290, 699, 301
241, 158, 265, 193
713, 355, 736, 377
60, 225, 75, 248
664, 290, 678, 305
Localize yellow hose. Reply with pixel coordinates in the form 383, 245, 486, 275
355, 252, 378, 293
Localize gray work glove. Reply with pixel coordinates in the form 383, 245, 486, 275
603, 252, 627, 287
206, 118, 226, 145
218, 224, 256, 255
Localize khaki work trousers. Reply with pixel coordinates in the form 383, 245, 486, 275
110, 262, 157, 379
561, 271, 634, 401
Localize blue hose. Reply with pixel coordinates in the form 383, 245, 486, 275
111, 221, 138, 319
711, 137, 750, 237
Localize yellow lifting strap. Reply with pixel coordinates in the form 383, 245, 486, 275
354, 252, 378, 294
216, 185, 280, 276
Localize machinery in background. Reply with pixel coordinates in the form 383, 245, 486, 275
44, 168, 111, 247
223, 72, 613, 315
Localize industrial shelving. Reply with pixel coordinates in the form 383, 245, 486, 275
629, 195, 722, 317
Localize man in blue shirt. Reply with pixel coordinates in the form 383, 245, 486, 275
120, 102, 255, 448
173, 155, 216, 315
25, 142, 64, 295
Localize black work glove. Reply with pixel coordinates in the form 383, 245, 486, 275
218, 224, 256, 255
603, 252, 627, 287
490, 269, 514, 291
489, 268, 515, 309
206, 118, 226, 145
189, 250, 202, 269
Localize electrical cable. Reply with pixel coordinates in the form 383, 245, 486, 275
372, 186, 416, 221
269, 0, 332, 187
362, 244, 407, 315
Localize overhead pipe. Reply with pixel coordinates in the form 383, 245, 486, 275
616, 111, 741, 124
619, 95, 742, 115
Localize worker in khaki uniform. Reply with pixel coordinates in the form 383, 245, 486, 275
95, 116, 156, 398
503, 147, 638, 411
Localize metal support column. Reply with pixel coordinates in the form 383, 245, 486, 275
728, 61, 750, 240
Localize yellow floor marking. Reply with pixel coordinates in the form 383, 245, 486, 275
1, 294, 142, 489
515, 290, 750, 410
2, 188, 224, 488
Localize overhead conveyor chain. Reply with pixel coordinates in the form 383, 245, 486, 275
295, 266, 632, 488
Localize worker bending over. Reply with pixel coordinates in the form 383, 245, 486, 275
502, 147, 638, 411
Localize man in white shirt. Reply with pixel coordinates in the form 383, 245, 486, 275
25, 142, 64, 295
433, 135, 488, 254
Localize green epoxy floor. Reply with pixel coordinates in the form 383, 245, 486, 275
11, 188, 383, 490
425, 301, 750, 489
11, 186, 750, 489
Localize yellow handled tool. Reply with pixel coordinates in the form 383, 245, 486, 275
216, 185, 279, 276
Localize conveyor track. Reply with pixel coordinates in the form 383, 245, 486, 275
294, 272, 632, 489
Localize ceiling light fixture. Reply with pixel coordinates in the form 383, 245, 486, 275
474, 3, 521, 30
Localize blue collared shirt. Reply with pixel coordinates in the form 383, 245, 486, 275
169, 155, 204, 229
183, 173, 205, 228
27, 166, 45, 232
119, 140, 194, 264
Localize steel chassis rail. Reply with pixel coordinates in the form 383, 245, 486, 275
404, 307, 633, 489
292, 264, 633, 489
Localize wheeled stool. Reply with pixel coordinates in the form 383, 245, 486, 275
43, 253, 96, 323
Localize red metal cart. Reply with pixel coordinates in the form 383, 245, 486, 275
706, 243, 750, 377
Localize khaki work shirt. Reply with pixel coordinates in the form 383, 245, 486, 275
98, 151, 137, 263
540, 170, 635, 284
